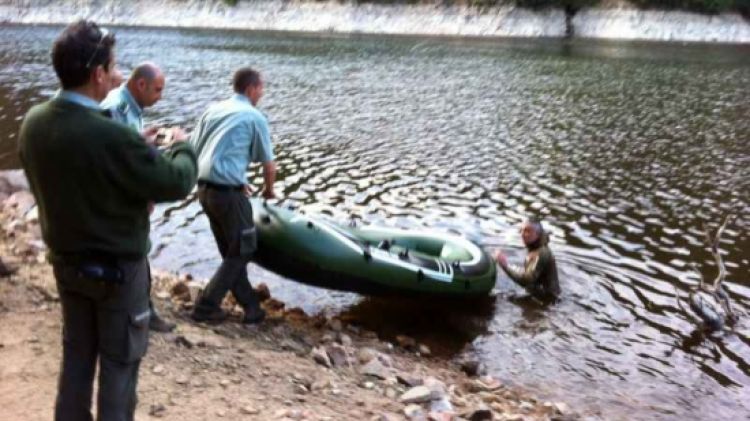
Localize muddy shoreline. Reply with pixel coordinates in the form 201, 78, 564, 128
0, 170, 578, 421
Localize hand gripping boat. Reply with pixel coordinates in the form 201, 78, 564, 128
249, 199, 496, 297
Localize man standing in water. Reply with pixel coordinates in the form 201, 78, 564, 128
189, 67, 276, 324
19, 20, 197, 420
495, 217, 560, 302
101, 61, 180, 333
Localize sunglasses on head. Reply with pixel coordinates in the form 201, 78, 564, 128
84, 27, 110, 69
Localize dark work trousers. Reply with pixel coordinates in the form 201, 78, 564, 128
196, 185, 260, 310
52, 258, 150, 421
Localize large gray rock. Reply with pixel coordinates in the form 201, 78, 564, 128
360, 358, 390, 379
403, 404, 426, 419
4, 190, 36, 218
311, 346, 332, 368
0, 170, 29, 195
325, 343, 350, 368
399, 386, 434, 404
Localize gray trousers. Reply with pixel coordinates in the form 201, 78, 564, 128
52, 258, 150, 421
196, 186, 259, 310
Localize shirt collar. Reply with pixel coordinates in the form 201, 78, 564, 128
120, 87, 143, 117
232, 93, 251, 106
55, 90, 102, 110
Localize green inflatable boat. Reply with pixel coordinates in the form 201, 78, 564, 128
249, 199, 496, 297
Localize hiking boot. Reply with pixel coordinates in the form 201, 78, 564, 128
149, 312, 176, 333
191, 306, 229, 323
242, 306, 266, 325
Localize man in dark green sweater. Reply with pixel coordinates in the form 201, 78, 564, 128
495, 217, 560, 303
19, 20, 197, 421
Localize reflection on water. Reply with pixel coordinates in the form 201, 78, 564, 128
1, 24, 749, 420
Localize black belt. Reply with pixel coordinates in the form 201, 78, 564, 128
197, 180, 244, 192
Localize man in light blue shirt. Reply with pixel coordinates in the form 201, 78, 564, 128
101, 61, 178, 333
101, 62, 164, 136
189, 67, 276, 324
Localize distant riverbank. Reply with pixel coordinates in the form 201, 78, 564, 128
0, 0, 748, 43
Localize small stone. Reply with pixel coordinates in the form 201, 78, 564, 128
294, 384, 309, 394
423, 377, 446, 399
554, 402, 570, 415
168, 396, 185, 406
363, 381, 375, 390
254, 282, 271, 301
311, 377, 331, 391
175, 375, 189, 385
338, 333, 353, 347
430, 397, 453, 413
215, 409, 226, 417
403, 404, 425, 418
152, 364, 165, 375
220, 379, 231, 388
360, 358, 390, 380
374, 413, 401, 421
418, 344, 431, 356
149, 403, 167, 417
263, 297, 285, 311
399, 386, 434, 404
170, 282, 191, 302
361, 330, 379, 340
519, 401, 534, 412
428, 411, 454, 421
397, 373, 423, 388
395, 334, 417, 350
311, 346, 332, 367
328, 318, 343, 332
281, 339, 308, 355
459, 359, 481, 377
357, 347, 378, 364
175, 332, 225, 349
326, 344, 350, 367
240, 405, 260, 415
384, 387, 398, 399
469, 376, 502, 393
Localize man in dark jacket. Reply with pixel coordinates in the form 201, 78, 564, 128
495, 217, 560, 302
19, 20, 197, 421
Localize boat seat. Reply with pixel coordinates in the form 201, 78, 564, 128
439, 242, 471, 262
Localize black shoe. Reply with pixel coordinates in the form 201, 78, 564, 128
149, 312, 176, 333
191, 306, 229, 323
242, 307, 266, 325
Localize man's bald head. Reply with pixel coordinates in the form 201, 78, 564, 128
130, 62, 162, 83
127, 62, 165, 108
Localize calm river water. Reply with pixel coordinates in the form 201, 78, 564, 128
1, 24, 749, 420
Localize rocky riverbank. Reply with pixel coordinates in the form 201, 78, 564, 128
0, 170, 576, 421
0, 0, 748, 43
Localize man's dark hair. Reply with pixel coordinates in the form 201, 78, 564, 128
51, 20, 115, 89
233, 67, 261, 94
525, 216, 544, 236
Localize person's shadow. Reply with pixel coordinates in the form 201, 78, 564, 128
337, 294, 497, 357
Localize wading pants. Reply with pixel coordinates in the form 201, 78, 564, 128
196, 185, 260, 311
52, 258, 150, 421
